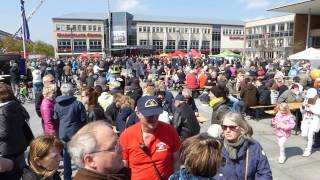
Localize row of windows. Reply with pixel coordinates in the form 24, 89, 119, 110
247, 37, 293, 48
140, 40, 211, 50
57, 39, 102, 53
138, 26, 211, 34
246, 30, 293, 40
222, 29, 244, 36
246, 22, 294, 35
56, 24, 103, 32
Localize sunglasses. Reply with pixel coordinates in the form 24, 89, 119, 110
221, 125, 238, 131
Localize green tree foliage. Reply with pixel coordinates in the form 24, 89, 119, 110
0, 37, 54, 57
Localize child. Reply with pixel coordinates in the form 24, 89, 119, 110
300, 88, 320, 157
272, 103, 296, 163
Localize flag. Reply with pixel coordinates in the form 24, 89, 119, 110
20, 0, 30, 41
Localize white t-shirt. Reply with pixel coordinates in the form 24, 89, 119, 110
32, 69, 42, 83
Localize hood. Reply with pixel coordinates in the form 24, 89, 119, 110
56, 96, 76, 104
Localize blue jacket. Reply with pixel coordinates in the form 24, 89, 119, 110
116, 107, 134, 134
221, 139, 272, 180
169, 167, 223, 180
54, 96, 86, 142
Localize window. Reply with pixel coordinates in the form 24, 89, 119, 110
78, 25, 82, 31
178, 40, 187, 50
82, 25, 86, 31
190, 40, 199, 49
56, 24, 61, 31
139, 27, 142, 32
66, 25, 71, 31
147, 27, 150, 32
57, 39, 71, 53
201, 41, 210, 50
185, 28, 188, 33
166, 40, 175, 51
89, 25, 92, 31
89, 39, 102, 52
160, 27, 163, 33
271, 24, 276, 32
208, 29, 211, 34
196, 28, 199, 34
168, 28, 172, 33
73, 39, 87, 53
156, 27, 160, 32
93, 25, 97, 31
279, 23, 285, 31
152, 27, 156, 32
98, 26, 102, 32
152, 40, 163, 50
139, 40, 148, 46
172, 27, 176, 33
143, 26, 146, 32
72, 25, 76, 31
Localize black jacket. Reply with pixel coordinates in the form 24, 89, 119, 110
22, 166, 61, 180
258, 85, 271, 105
104, 102, 120, 124
211, 99, 231, 124
0, 100, 30, 156
126, 85, 142, 106
87, 104, 106, 123
172, 102, 200, 140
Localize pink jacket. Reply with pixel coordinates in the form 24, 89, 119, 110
40, 97, 59, 136
272, 113, 296, 138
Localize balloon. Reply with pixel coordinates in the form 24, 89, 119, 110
310, 69, 320, 80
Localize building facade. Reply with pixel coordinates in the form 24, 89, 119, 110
52, 12, 244, 57
245, 15, 295, 60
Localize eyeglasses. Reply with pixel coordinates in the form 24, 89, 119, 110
49, 79, 56, 83
221, 125, 238, 131
88, 140, 121, 154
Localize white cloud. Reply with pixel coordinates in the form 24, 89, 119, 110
116, 0, 147, 12
241, 16, 266, 22
238, 0, 271, 9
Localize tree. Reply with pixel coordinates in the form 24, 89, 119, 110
32, 41, 54, 57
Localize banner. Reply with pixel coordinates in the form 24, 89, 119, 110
112, 31, 127, 46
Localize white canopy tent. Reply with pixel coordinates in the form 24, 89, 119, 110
289, 47, 320, 68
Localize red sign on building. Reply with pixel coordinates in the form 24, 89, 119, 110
57, 33, 102, 38
229, 36, 244, 40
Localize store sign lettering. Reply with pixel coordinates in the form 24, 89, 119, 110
229, 36, 244, 40
57, 33, 102, 38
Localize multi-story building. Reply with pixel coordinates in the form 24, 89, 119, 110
52, 12, 244, 57
245, 15, 295, 60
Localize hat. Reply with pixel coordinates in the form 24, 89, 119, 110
207, 124, 223, 138
306, 88, 317, 98
175, 94, 185, 102
137, 96, 163, 116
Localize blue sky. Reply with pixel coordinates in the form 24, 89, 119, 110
0, 0, 300, 44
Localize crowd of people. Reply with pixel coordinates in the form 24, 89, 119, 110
1, 54, 320, 180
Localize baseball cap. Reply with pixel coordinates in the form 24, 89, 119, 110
306, 88, 317, 98
137, 96, 163, 116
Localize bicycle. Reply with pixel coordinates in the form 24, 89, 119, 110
17, 82, 33, 104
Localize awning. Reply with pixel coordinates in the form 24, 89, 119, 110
289, 47, 320, 60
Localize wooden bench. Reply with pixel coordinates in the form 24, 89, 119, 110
249, 104, 277, 120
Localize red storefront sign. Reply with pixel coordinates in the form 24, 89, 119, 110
57, 33, 102, 38
229, 36, 244, 40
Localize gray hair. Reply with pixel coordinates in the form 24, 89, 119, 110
67, 121, 112, 168
60, 83, 74, 96
221, 112, 253, 137
182, 88, 192, 97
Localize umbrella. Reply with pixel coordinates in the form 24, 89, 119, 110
289, 47, 320, 60
91, 52, 103, 58
79, 53, 90, 59
160, 53, 169, 58
213, 50, 242, 58
190, 49, 203, 58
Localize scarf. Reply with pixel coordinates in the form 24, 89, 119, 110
209, 97, 224, 108
224, 136, 245, 160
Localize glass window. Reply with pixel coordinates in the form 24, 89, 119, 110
66, 25, 70, 31
152, 27, 156, 32
78, 25, 82, 31
172, 27, 175, 33
143, 26, 146, 32
93, 25, 97, 31
178, 40, 187, 50
139, 27, 142, 32
156, 27, 160, 32
98, 26, 102, 32
147, 27, 150, 32
72, 25, 76, 31
185, 28, 188, 33
139, 40, 148, 46
160, 27, 163, 33
152, 40, 163, 50
82, 25, 86, 31
89, 39, 102, 52
89, 25, 92, 31
166, 40, 175, 51
190, 40, 199, 49
56, 24, 61, 31
196, 28, 199, 34
57, 39, 71, 53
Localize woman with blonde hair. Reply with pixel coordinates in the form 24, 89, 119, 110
22, 135, 63, 180
116, 95, 135, 134
41, 84, 58, 136
220, 112, 272, 180
169, 134, 223, 179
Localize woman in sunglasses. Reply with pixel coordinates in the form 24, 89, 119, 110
220, 112, 272, 180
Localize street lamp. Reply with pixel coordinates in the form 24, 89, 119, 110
107, 0, 112, 57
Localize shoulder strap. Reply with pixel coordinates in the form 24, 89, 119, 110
245, 146, 250, 180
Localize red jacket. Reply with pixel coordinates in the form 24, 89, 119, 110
186, 73, 199, 90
